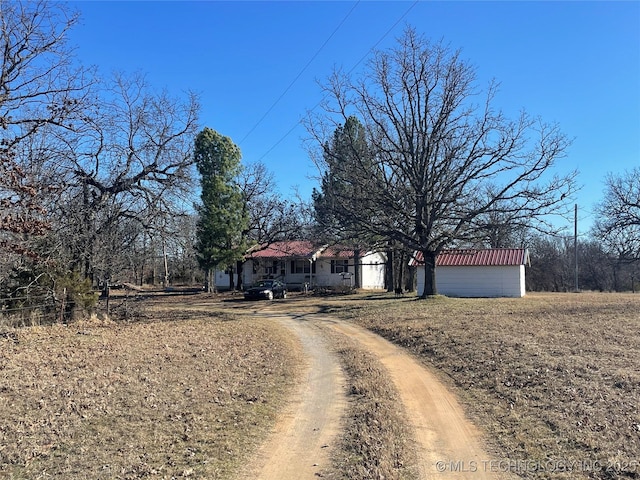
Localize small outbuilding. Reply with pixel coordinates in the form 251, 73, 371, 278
412, 248, 530, 298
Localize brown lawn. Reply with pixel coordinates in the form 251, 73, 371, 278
319, 291, 640, 479
1, 291, 639, 480
0, 299, 302, 480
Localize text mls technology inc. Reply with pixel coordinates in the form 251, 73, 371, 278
435, 458, 639, 474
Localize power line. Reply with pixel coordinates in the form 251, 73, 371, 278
257, 118, 302, 162
255, 0, 420, 162
346, 0, 419, 75
239, 1, 361, 146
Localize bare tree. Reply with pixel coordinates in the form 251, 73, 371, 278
0, 1, 92, 260
54, 73, 200, 284
232, 161, 305, 289
307, 27, 577, 297
527, 235, 588, 292
576, 240, 616, 292
240, 162, 304, 245
593, 167, 640, 261
527, 233, 637, 292
165, 214, 201, 285
469, 192, 533, 248
592, 168, 640, 291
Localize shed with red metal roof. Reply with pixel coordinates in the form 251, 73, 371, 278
411, 248, 530, 297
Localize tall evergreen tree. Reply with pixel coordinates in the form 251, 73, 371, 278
313, 117, 370, 239
194, 128, 248, 292
312, 116, 379, 288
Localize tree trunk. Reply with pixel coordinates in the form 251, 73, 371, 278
385, 249, 394, 292
398, 250, 406, 291
354, 249, 361, 289
406, 265, 416, 292
206, 268, 215, 293
229, 265, 235, 290
236, 260, 244, 291
421, 250, 437, 298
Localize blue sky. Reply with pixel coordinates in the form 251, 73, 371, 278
68, 1, 639, 234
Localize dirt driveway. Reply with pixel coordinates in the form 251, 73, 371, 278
238, 312, 346, 479
237, 305, 511, 480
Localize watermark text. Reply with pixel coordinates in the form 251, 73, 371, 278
435, 458, 639, 474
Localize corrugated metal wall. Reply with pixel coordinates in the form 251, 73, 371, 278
417, 265, 526, 297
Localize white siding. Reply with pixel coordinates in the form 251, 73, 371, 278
314, 259, 345, 287
417, 265, 525, 297
416, 265, 425, 296
213, 269, 240, 290
313, 252, 385, 289
360, 252, 386, 289
242, 252, 386, 290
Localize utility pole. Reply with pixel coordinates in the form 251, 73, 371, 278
574, 204, 579, 292
163, 238, 170, 287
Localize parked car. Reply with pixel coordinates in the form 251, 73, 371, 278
244, 280, 287, 300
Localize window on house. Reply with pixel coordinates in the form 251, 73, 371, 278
264, 260, 279, 276
331, 260, 349, 274
291, 260, 316, 274
291, 260, 310, 274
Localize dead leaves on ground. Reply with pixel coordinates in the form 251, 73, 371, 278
346, 293, 640, 480
0, 314, 301, 479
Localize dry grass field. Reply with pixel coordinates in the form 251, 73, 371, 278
2, 290, 639, 480
321, 291, 640, 480
0, 295, 302, 479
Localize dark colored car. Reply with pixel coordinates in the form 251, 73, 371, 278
244, 279, 287, 300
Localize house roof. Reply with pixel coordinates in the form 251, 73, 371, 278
247, 241, 372, 260
322, 246, 355, 258
411, 249, 530, 267
248, 241, 322, 259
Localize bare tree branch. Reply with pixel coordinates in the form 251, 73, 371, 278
306, 27, 577, 296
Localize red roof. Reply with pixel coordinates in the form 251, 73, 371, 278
412, 249, 529, 267
322, 246, 355, 258
248, 241, 321, 259
247, 241, 365, 260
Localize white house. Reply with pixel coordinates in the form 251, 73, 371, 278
412, 249, 530, 298
212, 268, 240, 290
242, 241, 386, 290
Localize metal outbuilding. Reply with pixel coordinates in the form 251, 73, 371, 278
412, 248, 531, 297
